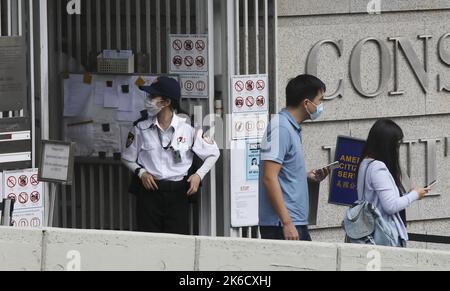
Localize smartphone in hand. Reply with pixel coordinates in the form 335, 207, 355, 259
322, 161, 340, 171
425, 180, 438, 188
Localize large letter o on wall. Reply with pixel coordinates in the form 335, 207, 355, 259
350, 37, 392, 98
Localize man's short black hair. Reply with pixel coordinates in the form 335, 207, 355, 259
286, 74, 326, 108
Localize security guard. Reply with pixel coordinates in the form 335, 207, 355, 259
122, 77, 220, 235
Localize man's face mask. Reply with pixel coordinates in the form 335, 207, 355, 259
306, 100, 324, 121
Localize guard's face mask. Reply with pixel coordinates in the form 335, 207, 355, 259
145, 98, 165, 116
306, 100, 324, 121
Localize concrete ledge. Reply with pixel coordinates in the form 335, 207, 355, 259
196, 237, 338, 271
278, 0, 450, 17
337, 243, 450, 271
1, 227, 450, 271
42, 228, 196, 271
0, 227, 42, 271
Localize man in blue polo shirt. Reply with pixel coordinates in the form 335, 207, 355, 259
259, 74, 329, 241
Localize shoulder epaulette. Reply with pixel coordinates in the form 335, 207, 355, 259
133, 110, 149, 127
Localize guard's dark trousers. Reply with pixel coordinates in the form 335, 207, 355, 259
136, 179, 189, 235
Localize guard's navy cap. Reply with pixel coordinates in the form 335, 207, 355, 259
140, 76, 181, 102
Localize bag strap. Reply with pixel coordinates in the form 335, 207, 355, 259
361, 159, 376, 202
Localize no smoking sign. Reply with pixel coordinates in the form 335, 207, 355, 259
172, 39, 183, 51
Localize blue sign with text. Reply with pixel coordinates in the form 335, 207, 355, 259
329, 136, 366, 206
246, 142, 261, 181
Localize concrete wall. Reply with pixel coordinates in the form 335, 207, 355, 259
277, 0, 450, 247
1, 227, 450, 271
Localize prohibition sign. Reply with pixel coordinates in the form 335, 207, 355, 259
31, 174, 40, 186
6, 176, 17, 188
196, 56, 205, 68
246, 96, 255, 108
172, 39, 183, 51
195, 40, 206, 51
185, 80, 195, 92
196, 81, 206, 92
31, 191, 40, 203
18, 192, 29, 204
173, 56, 183, 67
184, 56, 194, 67
18, 175, 28, 187
246, 80, 255, 91
184, 40, 194, 51
235, 81, 245, 92
235, 97, 244, 108
8, 193, 16, 201
256, 96, 266, 107
256, 80, 266, 91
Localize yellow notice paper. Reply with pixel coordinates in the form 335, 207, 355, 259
83, 73, 93, 84
135, 76, 145, 87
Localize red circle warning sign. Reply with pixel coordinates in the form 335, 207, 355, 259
256, 80, 266, 91
30, 191, 40, 204
6, 176, 17, 188
257, 96, 266, 107
184, 56, 194, 67
18, 192, 29, 204
173, 39, 183, 51
235, 97, 244, 108
235, 81, 245, 93
173, 56, 183, 67
185, 80, 195, 92
246, 96, 255, 107
196, 56, 205, 68
8, 193, 16, 201
30, 174, 40, 186
196, 40, 206, 51
246, 80, 255, 91
18, 175, 28, 187
196, 81, 206, 91
184, 40, 194, 51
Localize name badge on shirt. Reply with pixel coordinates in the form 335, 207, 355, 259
173, 150, 182, 164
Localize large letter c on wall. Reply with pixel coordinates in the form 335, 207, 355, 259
306, 40, 344, 100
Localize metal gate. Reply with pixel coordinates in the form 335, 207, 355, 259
1, 0, 278, 237
0, 0, 36, 171
219, 0, 278, 238
46, 0, 216, 234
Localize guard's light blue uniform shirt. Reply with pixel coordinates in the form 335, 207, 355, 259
259, 109, 309, 226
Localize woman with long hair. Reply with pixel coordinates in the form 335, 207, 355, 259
357, 119, 431, 247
